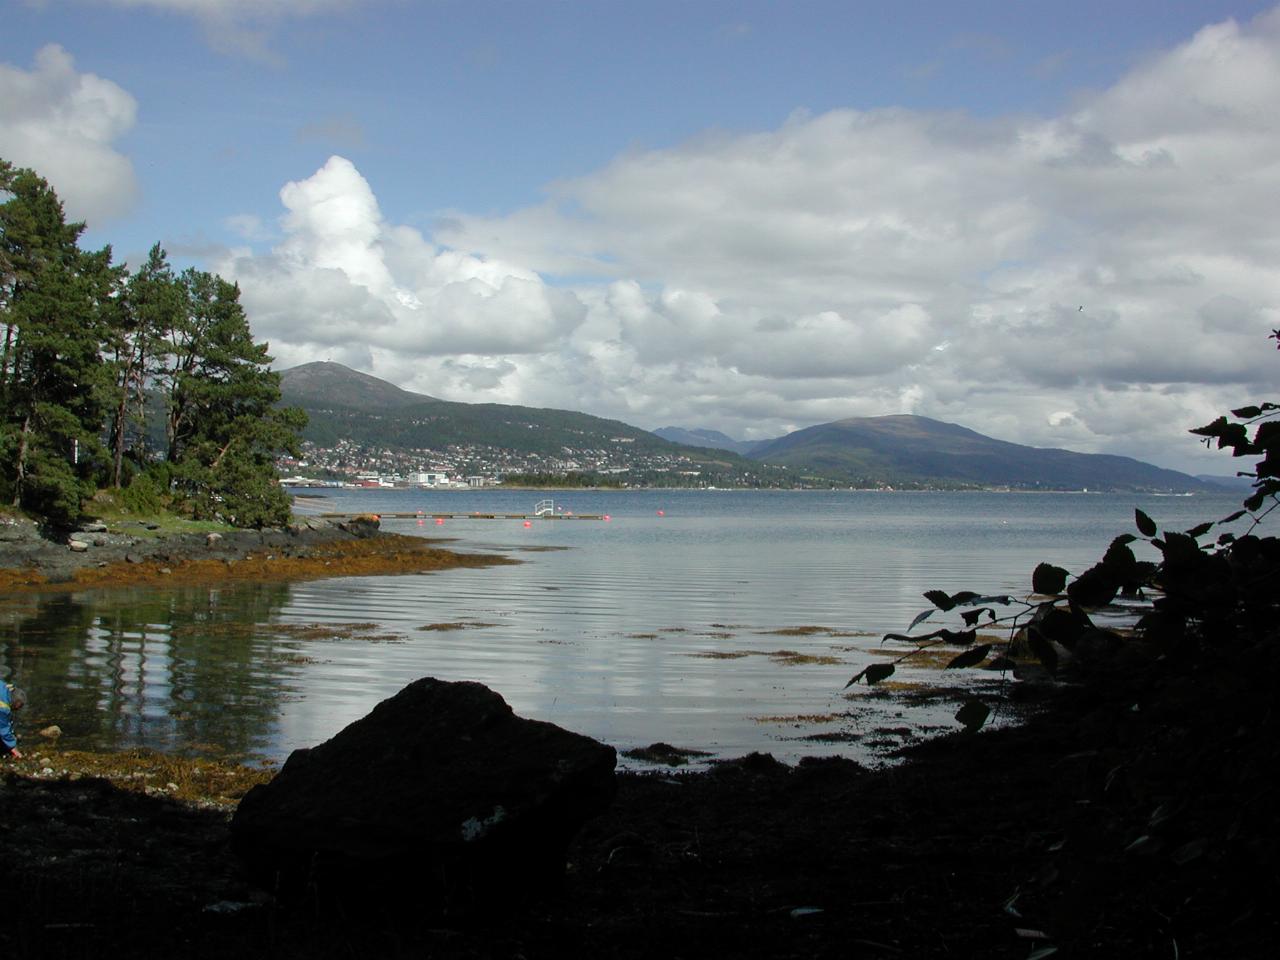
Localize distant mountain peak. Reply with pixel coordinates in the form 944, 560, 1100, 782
653, 426, 770, 456
280, 361, 437, 410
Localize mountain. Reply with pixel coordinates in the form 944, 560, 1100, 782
1195, 474, 1255, 490
276, 362, 770, 486
653, 426, 769, 456
747, 414, 1206, 492
279, 361, 438, 409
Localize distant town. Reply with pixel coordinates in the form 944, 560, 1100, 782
277, 437, 793, 489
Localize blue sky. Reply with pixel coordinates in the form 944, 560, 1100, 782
4, 1, 1279, 473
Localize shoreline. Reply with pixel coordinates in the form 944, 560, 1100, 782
0, 513, 515, 594
4, 652, 1271, 958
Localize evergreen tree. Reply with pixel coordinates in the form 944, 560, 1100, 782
156, 268, 305, 527
105, 243, 178, 487
0, 164, 112, 524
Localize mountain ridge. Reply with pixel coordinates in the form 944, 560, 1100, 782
278, 363, 1204, 491
746, 414, 1204, 491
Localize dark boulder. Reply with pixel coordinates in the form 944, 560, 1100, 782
230, 677, 616, 914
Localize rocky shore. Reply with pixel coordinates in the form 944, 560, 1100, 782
0, 511, 513, 593
3, 649, 1274, 959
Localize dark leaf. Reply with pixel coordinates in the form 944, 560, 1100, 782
1218, 510, 1246, 524
864, 663, 895, 684
1185, 521, 1213, 539
1111, 533, 1138, 546
923, 589, 955, 611
1217, 532, 1236, 546
987, 655, 1017, 671
1102, 540, 1137, 579
1232, 405, 1262, 418
945, 644, 993, 670
1135, 509, 1157, 537
1067, 563, 1120, 609
1189, 415, 1229, 438
938, 628, 978, 646
1032, 562, 1069, 596
949, 590, 981, 607
960, 608, 987, 627
908, 608, 934, 630
955, 699, 990, 733
1244, 491, 1265, 511
1159, 531, 1202, 567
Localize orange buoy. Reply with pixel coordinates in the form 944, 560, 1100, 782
603, 514, 612, 521
523, 520, 532, 528
657, 509, 665, 516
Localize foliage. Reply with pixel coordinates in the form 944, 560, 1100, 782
848, 335, 1280, 732
1, 157, 305, 528
0, 163, 115, 525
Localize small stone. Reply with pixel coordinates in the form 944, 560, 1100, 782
93, 536, 107, 546
166, 782, 180, 792
159, 567, 172, 575
80, 522, 108, 533
206, 533, 223, 546
68, 539, 89, 552
39, 725, 62, 739
125, 553, 143, 564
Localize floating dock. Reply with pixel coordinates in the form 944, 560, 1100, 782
316, 500, 608, 522
316, 512, 607, 521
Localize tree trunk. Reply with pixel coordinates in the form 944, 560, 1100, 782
11, 411, 31, 506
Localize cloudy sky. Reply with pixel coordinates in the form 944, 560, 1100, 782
3, 1, 1278, 474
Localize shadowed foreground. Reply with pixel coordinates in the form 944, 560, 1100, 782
3, 640, 1274, 960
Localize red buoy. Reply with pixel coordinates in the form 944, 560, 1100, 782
523, 520, 532, 528
435, 517, 445, 525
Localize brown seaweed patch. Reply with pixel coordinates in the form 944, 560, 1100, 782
687, 650, 751, 660
765, 649, 844, 666
627, 633, 659, 640
699, 631, 735, 640
417, 621, 500, 632
268, 622, 406, 644
21, 748, 274, 809
800, 731, 865, 743
751, 713, 844, 725
762, 625, 838, 636
623, 742, 713, 766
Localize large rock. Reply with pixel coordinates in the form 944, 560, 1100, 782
230, 678, 616, 913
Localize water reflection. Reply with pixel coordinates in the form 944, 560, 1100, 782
1, 582, 299, 759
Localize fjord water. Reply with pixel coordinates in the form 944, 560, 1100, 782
1, 489, 1238, 767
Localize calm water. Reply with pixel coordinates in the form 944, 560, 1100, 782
0, 489, 1241, 768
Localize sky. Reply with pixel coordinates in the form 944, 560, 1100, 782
3, 1, 1279, 476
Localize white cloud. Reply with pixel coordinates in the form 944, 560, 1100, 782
0, 44, 138, 224
227, 9, 1280, 474
219, 156, 585, 377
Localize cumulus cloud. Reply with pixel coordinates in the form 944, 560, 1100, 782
227, 9, 1280, 473
219, 156, 585, 380
0, 44, 138, 223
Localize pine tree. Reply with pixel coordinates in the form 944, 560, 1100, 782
0, 164, 112, 524
156, 268, 305, 527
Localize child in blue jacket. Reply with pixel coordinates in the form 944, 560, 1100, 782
1, 682, 25, 759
